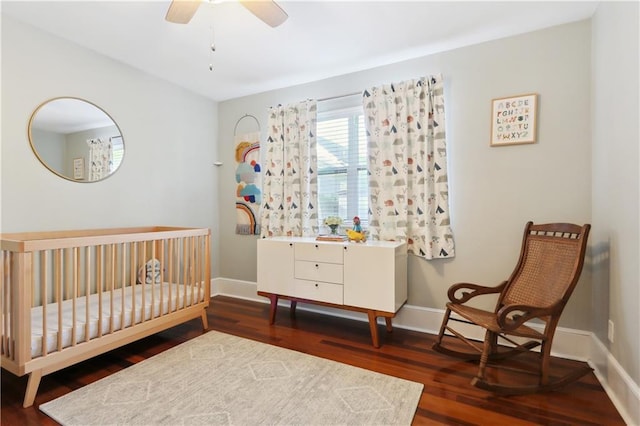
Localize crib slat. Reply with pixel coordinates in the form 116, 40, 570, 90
71, 247, 78, 347
67, 248, 75, 302
55, 249, 63, 352
202, 236, 207, 301
120, 243, 126, 331
1, 251, 8, 357
168, 239, 174, 313
180, 238, 185, 309
85, 246, 91, 343
141, 242, 146, 323
15, 252, 34, 364
9, 254, 15, 359
97, 245, 103, 338
182, 238, 186, 305
190, 237, 195, 306
130, 242, 136, 327
201, 236, 205, 300
205, 236, 210, 298
196, 236, 201, 301
41, 251, 48, 357
205, 232, 211, 302
108, 244, 115, 334
159, 239, 164, 317
196, 236, 202, 303
150, 241, 155, 320
0, 251, 4, 356
192, 237, 197, 301
31, 254, 36, 308
4, 253, 12, 358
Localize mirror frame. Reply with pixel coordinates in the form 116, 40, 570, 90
28, 97, 124, 183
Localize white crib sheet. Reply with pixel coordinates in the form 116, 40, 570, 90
30, 282, 205, 358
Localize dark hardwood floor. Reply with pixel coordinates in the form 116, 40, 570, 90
1, 296, 625, 425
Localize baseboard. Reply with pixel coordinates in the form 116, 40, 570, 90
211, 277, 638, 425
589, 334, 640, 426
212, 277, 263, 302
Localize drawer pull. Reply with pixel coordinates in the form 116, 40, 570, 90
315, 244, 319, 248
315, 283, 319, 288
315, 264, 319, 268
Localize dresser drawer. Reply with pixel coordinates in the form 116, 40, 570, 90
292, 279, 343, 304
295, 242, 343, 264
295, 261, 343, 284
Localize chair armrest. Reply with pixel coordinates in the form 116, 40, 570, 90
447, 281, 507, 304
496, 304, 558, 330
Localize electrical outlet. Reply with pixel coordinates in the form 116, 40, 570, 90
608, 320, 615, 343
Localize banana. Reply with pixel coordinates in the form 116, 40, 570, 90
346, 229, 366, 242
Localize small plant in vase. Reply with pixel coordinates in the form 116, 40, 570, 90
324, 216, 343, 235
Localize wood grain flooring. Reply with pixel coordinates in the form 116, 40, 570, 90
1, 296, 625, 425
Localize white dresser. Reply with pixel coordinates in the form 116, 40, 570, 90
257, 237, 407, 347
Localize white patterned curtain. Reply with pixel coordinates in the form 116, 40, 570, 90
260, 100, 319, 237
362, 75, 455, 259
87, 138, 113, 181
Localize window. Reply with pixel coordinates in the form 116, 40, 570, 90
111, 135, 124, 171
317, 105, 368, 227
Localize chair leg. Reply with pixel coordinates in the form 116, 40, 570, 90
434, 308, 452, 346
475, 330, 494, 382
540, 340, 552, 385
488, 329, 498, 355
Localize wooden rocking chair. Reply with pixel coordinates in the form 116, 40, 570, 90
432, 222, 592, 395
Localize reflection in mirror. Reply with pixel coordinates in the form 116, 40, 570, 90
28, 97, 124, 182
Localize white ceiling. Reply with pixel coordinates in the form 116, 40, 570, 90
2, 1, 599, 102
31, 98, 117, 133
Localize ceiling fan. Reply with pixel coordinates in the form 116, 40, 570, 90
165, 0, 288, 28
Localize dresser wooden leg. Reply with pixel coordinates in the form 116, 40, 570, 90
385, 317, 393, 333
267, 294, 279, 324
367, 311, 381, 348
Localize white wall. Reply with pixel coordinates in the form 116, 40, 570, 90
591, 0, 640, 414
218, 20, 593, 329
1, 16, 221, 276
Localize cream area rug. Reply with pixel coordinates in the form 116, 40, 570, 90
40, 331, 423, 425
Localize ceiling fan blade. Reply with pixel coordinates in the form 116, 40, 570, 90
239, 0, 288, 28
165, 0, 202, 24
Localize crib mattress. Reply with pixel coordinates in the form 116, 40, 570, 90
30, 282, 204, 358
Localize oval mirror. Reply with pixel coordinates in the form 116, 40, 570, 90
28, 97, 124, 182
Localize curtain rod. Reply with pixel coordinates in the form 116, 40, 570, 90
317, 91, 361, 102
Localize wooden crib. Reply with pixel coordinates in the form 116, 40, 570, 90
0, 226, 210, 407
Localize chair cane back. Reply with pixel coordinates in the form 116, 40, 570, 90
432, 221, 592, 395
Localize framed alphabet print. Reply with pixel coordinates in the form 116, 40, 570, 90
490, 93, 537, 146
